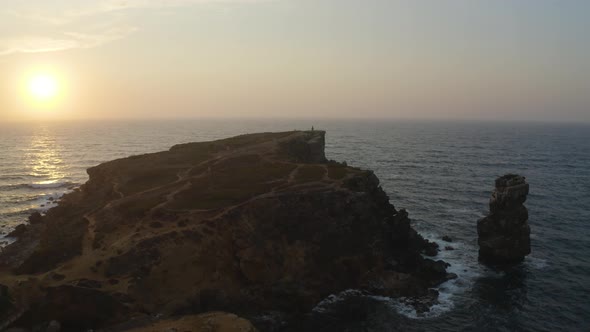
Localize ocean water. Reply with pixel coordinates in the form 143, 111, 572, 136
1, 119, 589, 331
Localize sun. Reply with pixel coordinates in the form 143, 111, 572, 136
28, 74, 59, 101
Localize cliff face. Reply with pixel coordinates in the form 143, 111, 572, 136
478, 174, 531, 264
0, 131, 448, 331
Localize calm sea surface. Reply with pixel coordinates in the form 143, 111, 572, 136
0, 119, 589, 331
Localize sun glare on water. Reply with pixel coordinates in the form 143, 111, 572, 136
28, 74, 59, 101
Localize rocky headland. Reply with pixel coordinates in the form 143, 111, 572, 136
0, 131, 452, 331
477, 174, 531, 265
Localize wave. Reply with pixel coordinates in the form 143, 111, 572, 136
0, 208, 37, 219
0, 181, 79, 191
29, 181, 76, 189
526, 256, 549, 270
395, 230, 485, 319
377, 293, 456, 319
311, 288, 459, 320
312, 289, 365, 314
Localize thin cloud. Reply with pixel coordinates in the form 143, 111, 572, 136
0, 27, 138, 56
0, 0, 272, 56
4, 0, 275, 25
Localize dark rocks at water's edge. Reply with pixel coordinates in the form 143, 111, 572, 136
0, 131, 451, 331
6, 212, 46, 239
401, 289, 441, 314
422, 240, 439, 257
477, 174, 531, 265
6, 225, 27, 238
27, 212, 43, 225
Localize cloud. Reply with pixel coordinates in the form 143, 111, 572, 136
0, 27, 137, 56
0, 0, 272, 56
4, 0, 275, 25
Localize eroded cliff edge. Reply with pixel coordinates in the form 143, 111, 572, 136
0, 131, 451, 331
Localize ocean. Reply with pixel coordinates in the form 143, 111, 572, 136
1, 119, 589, 331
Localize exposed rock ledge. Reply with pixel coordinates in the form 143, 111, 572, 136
0, 131, 450, 331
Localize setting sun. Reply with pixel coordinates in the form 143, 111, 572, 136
28, 74, 59, 101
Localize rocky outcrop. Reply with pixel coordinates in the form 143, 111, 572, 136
0, 130, 448, 330
477, 174, 531, 264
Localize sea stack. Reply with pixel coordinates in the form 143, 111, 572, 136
477, 174, 531, 264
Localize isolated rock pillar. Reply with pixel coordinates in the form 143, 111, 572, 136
477, 174, 531, 264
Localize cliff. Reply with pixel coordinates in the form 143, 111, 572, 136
0, 131, 450, 331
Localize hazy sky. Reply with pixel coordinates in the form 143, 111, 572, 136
1, 0, 589, 122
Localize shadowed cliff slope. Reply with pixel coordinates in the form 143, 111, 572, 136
0, 131, 450, 331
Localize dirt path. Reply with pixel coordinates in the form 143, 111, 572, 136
79, 131, 329, 253
287, 165, 301, 184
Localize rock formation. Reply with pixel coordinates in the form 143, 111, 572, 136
0, 131, 450, 331
477, 174, 531, 264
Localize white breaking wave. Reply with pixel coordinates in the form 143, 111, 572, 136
29, 181, 75, 189
32, 193, 63, 212
395, 230, 485, 319
309, 230, 486, 320
526, 255, 549, 270
311, 289, 364, 314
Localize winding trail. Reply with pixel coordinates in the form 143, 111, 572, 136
78, 131, 349, 256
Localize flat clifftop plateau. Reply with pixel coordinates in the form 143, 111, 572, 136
0, 130, 451, 331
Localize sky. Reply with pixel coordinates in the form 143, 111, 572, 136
0, 0, 589, 122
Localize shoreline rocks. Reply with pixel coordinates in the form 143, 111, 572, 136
477, 174, 531, 264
